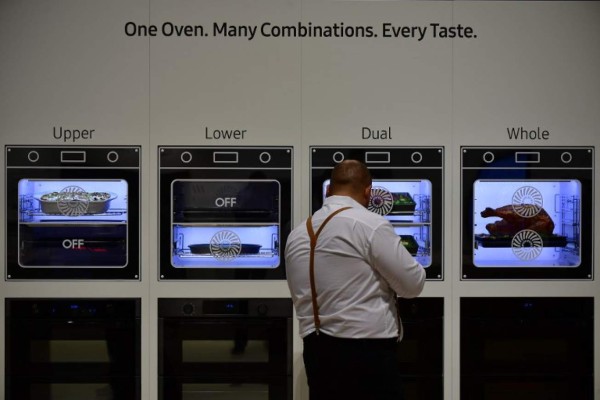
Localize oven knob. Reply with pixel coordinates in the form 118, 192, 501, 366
561, 152, 573, 164
257, 303, 269, 316
411, 152, 423, 164
107, 151, 119, 163
182, 303, 195, 315
259, 152, 271, 164
332, 152, 345, 163
27, 151, 40, 163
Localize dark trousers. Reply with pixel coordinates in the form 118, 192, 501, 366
303, 332, 405, 400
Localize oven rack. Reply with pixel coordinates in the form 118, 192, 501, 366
176, 250, 277, 259
20, 221, 128, 226
24, 208, 128, 217
387, 210, 431, 222
474, 234, 568, 249
391, 221, 431, 227
173, 222, 279, 227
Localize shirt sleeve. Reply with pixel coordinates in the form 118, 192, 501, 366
368, 220, 426, 298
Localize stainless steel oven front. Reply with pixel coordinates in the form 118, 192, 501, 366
158, 298, 293, 400
5, 146, 141, 280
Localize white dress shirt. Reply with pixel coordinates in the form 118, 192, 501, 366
285, 195, 426, 339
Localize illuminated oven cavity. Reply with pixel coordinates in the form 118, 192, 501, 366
323, 179, 433, 268
171, 179, 281, 269
472, 180, 581, 268
16, 179, 129, 268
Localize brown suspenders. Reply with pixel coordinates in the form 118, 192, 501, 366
306, 206, 352, 334
305, 206, 403, 339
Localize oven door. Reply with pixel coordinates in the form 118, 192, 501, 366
159, 317, 291, 378
158, 298, 292, 400
460, 297, 594, 400
461, 147, 593, 280
159, 376, 292, 400
397, 298, 444, 400
171, 180, 280, 270
159, 147, 292, 280
5, 298, 141, 400
310, 147, 444, 280
6, 146, 141, 280
7, 376, 141, 400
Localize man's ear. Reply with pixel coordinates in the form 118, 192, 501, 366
364, 185, 372, 204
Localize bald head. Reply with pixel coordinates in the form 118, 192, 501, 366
328, 160, 372, 206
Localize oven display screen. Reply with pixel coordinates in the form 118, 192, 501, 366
473, 180, 581, 268
323, 179, 433, 267
171, 180, 281, 269
17, 179, 128, 268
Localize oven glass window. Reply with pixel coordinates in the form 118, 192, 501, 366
182, 340, 269, 363
171, 180, 280, 269
182, 383, 269, 400
323, 179, 433, 267
17, 178, 128, 268
30, 340, 111, 363
30, 383, 118, 400
473, 179, 581, 268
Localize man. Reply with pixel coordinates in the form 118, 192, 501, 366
285, 159, 426, 400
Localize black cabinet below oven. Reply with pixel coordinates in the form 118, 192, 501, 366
397, 297, 444, 400
5, 298, 141, 400
158, 298, 293, 400
460, 297, 594, 400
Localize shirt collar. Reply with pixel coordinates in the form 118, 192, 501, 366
323, 195, 365, 209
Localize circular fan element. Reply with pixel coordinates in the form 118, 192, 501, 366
368, 187, 394, 216
57, 186, 89, 216
511, 229, 543, 261
210, 230, 242, 260
512, 186, 543, 218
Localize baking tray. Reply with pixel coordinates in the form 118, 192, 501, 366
36, 192, 117, 215
474, 234, 568, 248
188, 243, 262, 255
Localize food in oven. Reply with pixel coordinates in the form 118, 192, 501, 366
480, 205, 555, 236
36, 191, 116, 215
369, 189, 417, 215
399, 235, 419, 256
391, 192, 416, 213
188, 243, 262, 255
476, 205, 567, 248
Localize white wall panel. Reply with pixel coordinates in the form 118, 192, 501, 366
0, 1, 599, 399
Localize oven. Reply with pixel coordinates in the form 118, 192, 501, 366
460, 297, 594, 400
158, 298, 293, 400
5, 146, 141, 280
5, 298, 141, 400
310, 146, 444, 280
396, 298, 444, 400
461, 146, 594, 280
159, 146, 292, 280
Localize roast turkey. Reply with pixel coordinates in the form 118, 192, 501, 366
480, 205, 555, 236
